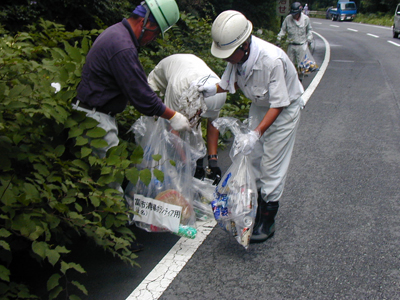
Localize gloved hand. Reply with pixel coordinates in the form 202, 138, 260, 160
169, 112, 191, 131
198, 83, 217, 98
206, 159, 221, 185
194, 166, 205, 180
233, 130, 260, 156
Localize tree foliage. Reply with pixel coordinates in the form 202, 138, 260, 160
306, 0, 398, 13
1, 0, 284, 35
0, 0, 133, 33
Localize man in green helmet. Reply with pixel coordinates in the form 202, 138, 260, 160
73, 0, 186, 252
74, 0, 189, 160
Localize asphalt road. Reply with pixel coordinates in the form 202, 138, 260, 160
74, 18, 400, 300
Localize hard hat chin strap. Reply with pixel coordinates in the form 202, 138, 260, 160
137, 4, 151, 48
137, 3, 160, 48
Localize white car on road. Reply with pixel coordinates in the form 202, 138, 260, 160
394, 3, 400, 38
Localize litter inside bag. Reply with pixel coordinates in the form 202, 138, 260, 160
210, 117, 258, 249
192, 177, 215, 221
178, 81, 207, 128
299, 47, 319, 74
125, 116, 203, 239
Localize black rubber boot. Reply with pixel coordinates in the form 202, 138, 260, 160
250, 196, 279, 244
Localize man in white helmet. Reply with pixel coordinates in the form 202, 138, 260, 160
199, 10, 304, 243
148, 54, 227, 185
277, 2, 313, 74
74, 0, 190, 160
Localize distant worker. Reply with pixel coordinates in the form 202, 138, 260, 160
148, 54, 227, 185
277, 2, 313, 75
304, 3, 309, 16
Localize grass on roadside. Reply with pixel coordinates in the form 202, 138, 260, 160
310, 10, 394, 27
354, 12, 394, 26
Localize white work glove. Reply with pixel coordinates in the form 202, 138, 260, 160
233, 131, 261, 156
168, 112, 191, 132
198, 83, 217, 98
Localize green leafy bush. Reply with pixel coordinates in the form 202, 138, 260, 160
0, 21, 147, 299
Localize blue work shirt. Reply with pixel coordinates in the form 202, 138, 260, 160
77, 18, 166, 116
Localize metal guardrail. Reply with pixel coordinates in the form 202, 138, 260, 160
309, 10, 326, 16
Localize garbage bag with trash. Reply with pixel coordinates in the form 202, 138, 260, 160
125, 116, 204, 239
210, 117, 258, 249
192, 177, 215, 221
299, 47, 319, 74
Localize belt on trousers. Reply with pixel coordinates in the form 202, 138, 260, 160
72, 99, 116, 117
290, 42, 305, 45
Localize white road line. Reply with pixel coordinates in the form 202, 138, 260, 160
126, 219, 217, 300
302, 31, 330, 107
367, 33, 379, 38
127, 31, 331, 300
330, 25, 340, 28
332, 60, 354, 63
354, 23, 391, 30
313, 22, 322, 24
347, 28, 358, 32
388, 40, 400, 47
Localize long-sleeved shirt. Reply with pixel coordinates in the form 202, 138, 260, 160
147, 54, 226, 120
237, 36, 304, 108
277, 13, 313, 45
77, 18, 166, 116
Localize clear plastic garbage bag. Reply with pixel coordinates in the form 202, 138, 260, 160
192, 177, 215, 221
299, 47, 319, 74
210, 117, 258, 249
125, 116, 203, 239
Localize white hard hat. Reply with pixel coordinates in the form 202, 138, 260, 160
211, 10, 253, 59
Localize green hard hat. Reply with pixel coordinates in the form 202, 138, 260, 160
145, 0, 180, 37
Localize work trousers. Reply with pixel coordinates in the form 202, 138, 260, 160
72, 104, 122, 193
287, 43, 308, 68
248, 98, 301, 203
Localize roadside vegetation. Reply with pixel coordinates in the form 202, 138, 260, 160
0, 0, 397, 299
311, 10, 394, 26
354, 12, 394, 26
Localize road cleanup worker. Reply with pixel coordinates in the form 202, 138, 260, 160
277, 2, 313, 74
148, 54, 227, 185
304, 4, 309, 16
73, 0, 190, 160
199, 10, 304, 243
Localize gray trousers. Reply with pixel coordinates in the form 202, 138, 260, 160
287, 43, 308, 68
72, 103, 122, 194
248, 98, 301, 203
72, 102, 119, 159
